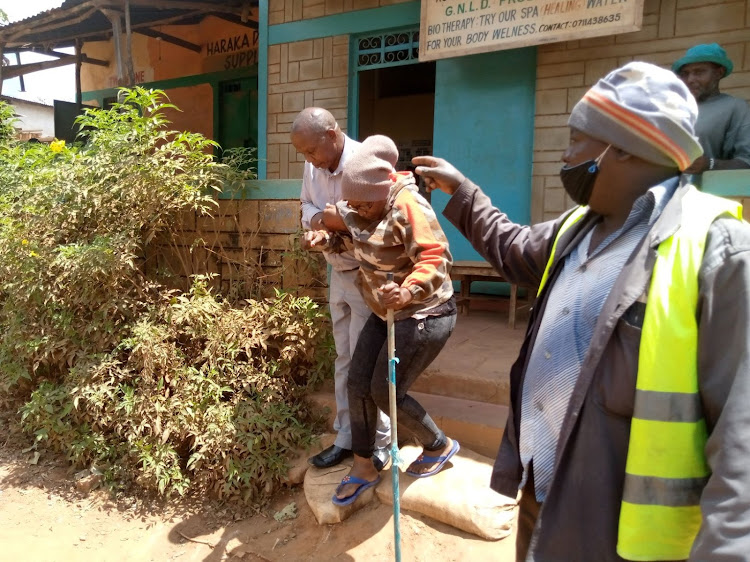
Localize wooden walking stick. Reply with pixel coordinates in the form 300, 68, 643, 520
386, 272, 402, 562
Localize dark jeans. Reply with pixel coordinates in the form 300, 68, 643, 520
348, 310, 457, 458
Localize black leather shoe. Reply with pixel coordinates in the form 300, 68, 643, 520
372, 447, 391, 472
308, 445, 352, 468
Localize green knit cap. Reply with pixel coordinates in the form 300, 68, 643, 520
672, 43, 733, 76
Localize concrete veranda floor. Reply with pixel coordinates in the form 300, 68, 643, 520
412, 303, 529, 407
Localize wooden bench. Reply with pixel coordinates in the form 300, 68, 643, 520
451, 260, 530, 329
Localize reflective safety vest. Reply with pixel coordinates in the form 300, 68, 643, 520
537, 186, 742, 561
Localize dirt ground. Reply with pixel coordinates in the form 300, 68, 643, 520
0, 429, 517, 562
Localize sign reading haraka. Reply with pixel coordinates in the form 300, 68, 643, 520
203, 30, 259, 73
419, 0, 643, 61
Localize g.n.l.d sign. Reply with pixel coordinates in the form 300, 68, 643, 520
419, 0, 643, 61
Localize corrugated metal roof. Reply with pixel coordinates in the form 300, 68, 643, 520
0, 94, 55, 108
5, 1, 86, 28
0, 0, 258, 51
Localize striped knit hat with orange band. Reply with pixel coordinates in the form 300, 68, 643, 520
568, 61, 703, 171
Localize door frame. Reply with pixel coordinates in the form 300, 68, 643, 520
216, 76, 259, 156
347, 25, 421, 140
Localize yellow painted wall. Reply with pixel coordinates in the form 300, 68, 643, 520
81, 14, 261, 140
162, 84, 213, 141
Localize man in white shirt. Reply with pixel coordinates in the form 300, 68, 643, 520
291, 107, 390, 469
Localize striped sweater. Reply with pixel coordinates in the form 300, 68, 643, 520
331, 172, 454, 321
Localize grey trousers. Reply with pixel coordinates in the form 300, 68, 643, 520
328, 268, 390, 450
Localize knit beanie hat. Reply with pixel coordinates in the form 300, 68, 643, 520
342, 135, 398, 202
672, 43, 733, 76
568, 61, 703, 171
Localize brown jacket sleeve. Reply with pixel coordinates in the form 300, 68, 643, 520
442, 178, 562, 289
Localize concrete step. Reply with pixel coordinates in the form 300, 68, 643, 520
411, 309, 526, 406
308, 389, 508, 459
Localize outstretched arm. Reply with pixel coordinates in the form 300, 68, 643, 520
414, 155, 561, 289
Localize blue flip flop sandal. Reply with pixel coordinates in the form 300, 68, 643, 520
405, 439, 460, 479
331, 474, 381, 506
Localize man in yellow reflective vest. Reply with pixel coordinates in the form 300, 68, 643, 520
414, 61, 750, 560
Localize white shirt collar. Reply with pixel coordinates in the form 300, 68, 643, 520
327, 134, 357, 177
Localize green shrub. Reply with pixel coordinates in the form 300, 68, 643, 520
0, 90, 335, 504
20, 279, 333, 501
0, 88, 221, 386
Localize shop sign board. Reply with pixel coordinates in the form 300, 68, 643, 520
419, 0, 644, 61
203, 30, 259, 73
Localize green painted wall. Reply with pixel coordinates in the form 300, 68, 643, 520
430, 47, 537, 262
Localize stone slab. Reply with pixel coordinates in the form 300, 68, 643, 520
300, 441, 516, 541
303, 459, 380, 525
282, 433, 335, 487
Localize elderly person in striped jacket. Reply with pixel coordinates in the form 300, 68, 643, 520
302, 134, 460, 507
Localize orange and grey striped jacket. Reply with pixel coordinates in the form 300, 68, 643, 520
331, 172, 453, 321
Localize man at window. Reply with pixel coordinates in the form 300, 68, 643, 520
673, 43, 750, 173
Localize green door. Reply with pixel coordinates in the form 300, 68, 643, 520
218, 77, 258, 155
431, 47, 537, 261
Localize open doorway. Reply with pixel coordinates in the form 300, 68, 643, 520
218, 77, 258, 157
357, 61, 436, 199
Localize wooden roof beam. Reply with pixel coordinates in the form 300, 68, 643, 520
7, 9, 208, 49
123, 0, 247, 13
209, 13, 259, 29
129, 9, 208, 30
135, 28, 201, 53
1, 57, 80, 80
7, 48, 109, 67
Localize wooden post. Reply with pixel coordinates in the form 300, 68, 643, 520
124, 0, 136, 86
102, 9, 124, 87
0, 44, 4, 97
75, 39, 82, 106
15, 52, 25, 92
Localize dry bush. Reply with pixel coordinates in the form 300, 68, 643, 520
0, 91, 334, 504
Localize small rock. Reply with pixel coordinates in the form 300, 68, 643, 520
74, 469, 90, 481
273, 502, 297, 522
224, 537, 245, 557
75, 473, 102, 494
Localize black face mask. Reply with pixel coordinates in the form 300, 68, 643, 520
560, 145, 610, 206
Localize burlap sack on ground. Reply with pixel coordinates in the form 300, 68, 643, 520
375, 443, 516, 540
